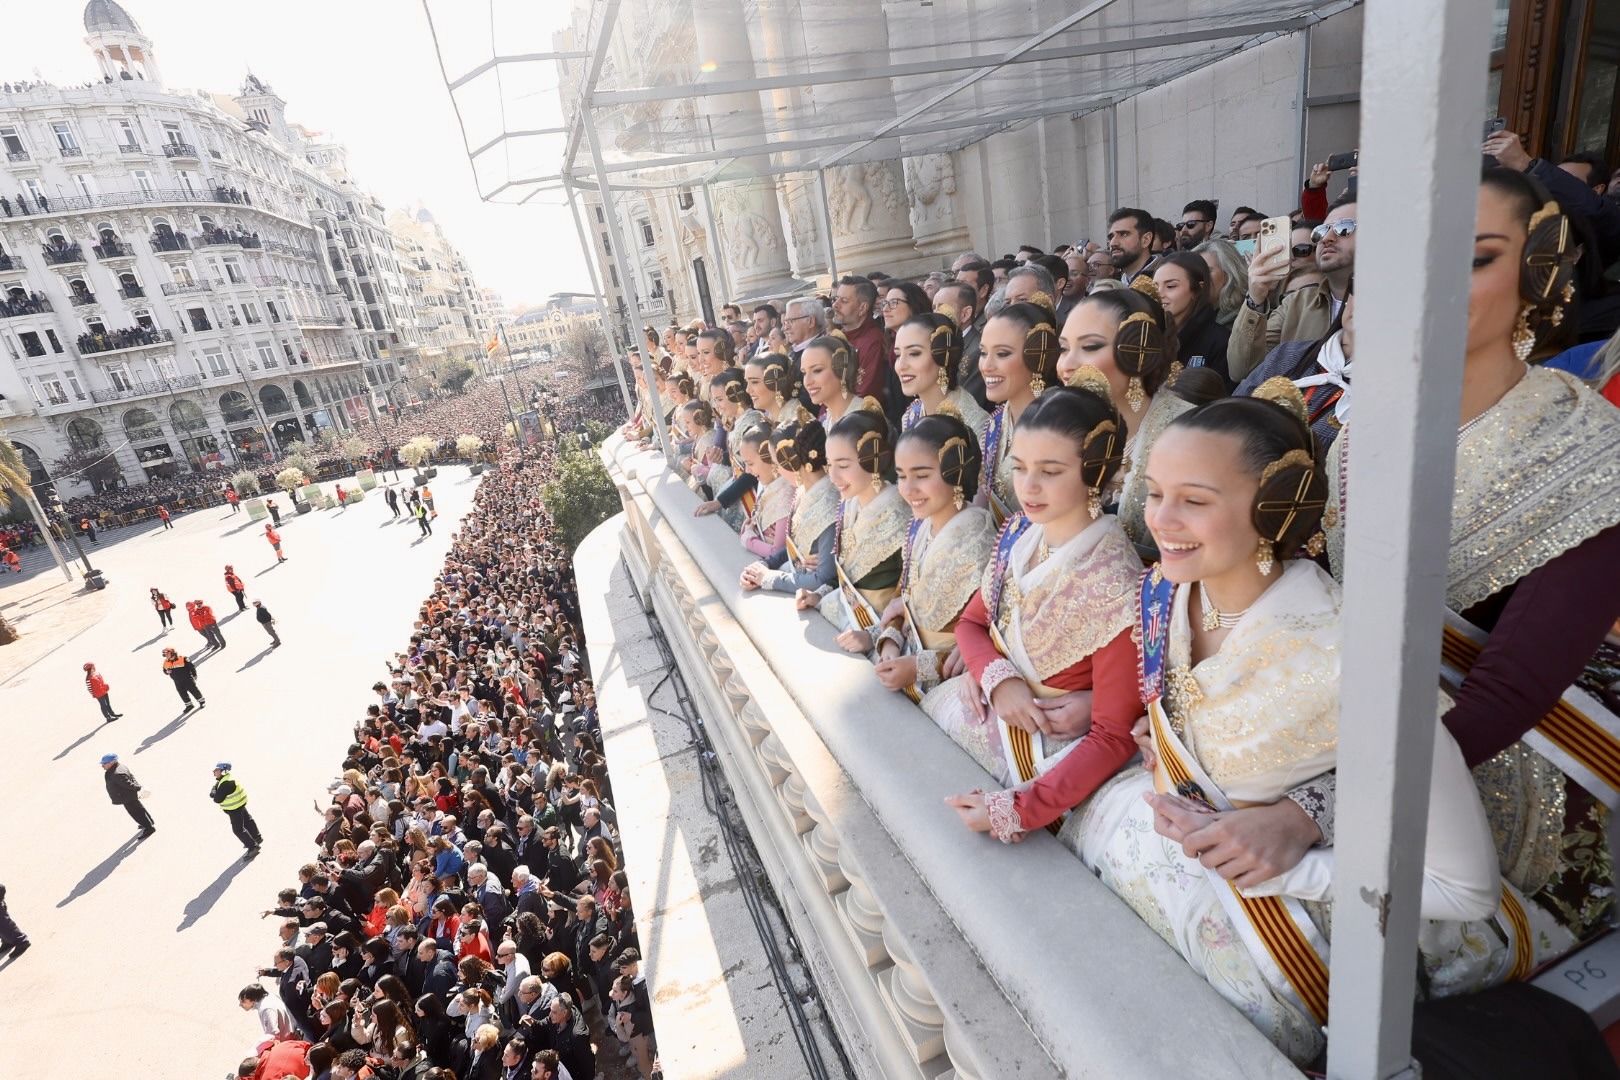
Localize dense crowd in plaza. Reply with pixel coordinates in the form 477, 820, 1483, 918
614, 137, 1620, 1074
194, 402, 661, 1080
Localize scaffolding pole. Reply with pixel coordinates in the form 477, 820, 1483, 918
565, 184, 636, 421
581, 109, 671, 458
814, 169, 839, 282
698, 180, 735, 304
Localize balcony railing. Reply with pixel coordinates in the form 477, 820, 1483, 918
192, 230, 261, 250
160, 281, 211, 295
0, 254, 19, 271
87, 372, 203, 404
41, 244, 85, 265
58, 145, 83, 158
0, 297, 50, 319
162, 141, 198, 159
92, 240, 135, 259
5, 149, 27, 162
188, 316, 213, 332
116, 143, 142, 155
3, 187, 259, 217
299, 314, 346, 327
68, 293, 97, 306
78, 327, 173, 355
253, 274, 286, 287
150, 233, 190, 253
117, 285, 146, 300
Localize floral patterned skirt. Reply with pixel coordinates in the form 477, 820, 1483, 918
924, 674, 1011, 785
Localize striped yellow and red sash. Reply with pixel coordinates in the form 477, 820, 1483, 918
1149, 701, 1332, 1024
1440, 611, 1620, 808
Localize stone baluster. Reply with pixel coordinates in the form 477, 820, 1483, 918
880, 920, 947, 1064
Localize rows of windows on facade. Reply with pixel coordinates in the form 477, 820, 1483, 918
0, 1, 494, 491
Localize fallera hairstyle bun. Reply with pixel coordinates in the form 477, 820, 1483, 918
1017, 384, 1128, 496
710, 367, 751, 407
1169, 380, 1327, 559
990, 302, 1061, 388
828, 408, 892, 478
697, 327, 736, 364
1077, 287, 1179, 400
901, 312, 963, 391
805, 334, 856, 393
897, 413, 982, 501
774, 419, 827, 472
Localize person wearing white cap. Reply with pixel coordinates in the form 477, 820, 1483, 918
101, 753, 154, 838
211, 763, 262, 858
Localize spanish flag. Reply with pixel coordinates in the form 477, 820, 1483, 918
486, 333, 500, 356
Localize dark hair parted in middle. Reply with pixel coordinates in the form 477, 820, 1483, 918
897, 413, 982, 501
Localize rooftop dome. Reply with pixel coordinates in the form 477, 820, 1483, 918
84, 0, 141, 34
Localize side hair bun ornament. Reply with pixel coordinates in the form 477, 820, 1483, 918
1252, 376, 1310, 425
1063, 363, 1114, 402
1027, 290, 1057, 317
859, 397, 884, 416
935, 397, 963, 420
1129, 276, 1162, 303
936, 303, 959, 327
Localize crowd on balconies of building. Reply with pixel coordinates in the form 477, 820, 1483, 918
0, 291, 49, 318
612, 141, 1620, 1069
77, 324, 166, 354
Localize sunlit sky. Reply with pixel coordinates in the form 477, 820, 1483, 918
0, 0, 592, 312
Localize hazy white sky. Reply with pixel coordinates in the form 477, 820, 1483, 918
0, 0, 592, 311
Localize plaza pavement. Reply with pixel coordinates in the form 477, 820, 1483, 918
0, 467, 479, 1077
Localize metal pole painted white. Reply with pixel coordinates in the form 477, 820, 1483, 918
23, 487, 74, 582
1105, 103, 1119, 212
564, 184, 636, 421
1328, 0, 1491, 1076
1293, 26, 1312, 195
581, 110, 672, 458
697, 180, 735, 304
814, 169, 839, 282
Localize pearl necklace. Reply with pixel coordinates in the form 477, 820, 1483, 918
1198, 582, 1250, 631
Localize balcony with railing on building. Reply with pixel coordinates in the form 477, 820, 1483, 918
117, 142, 142, 155
212, 185, 250, 205
41, 241, 85, 266
0, 293, 50, 319
93, 239, 136, 260
77, 325, 173, 356
67, 289, 97, 307
0, 253, 19, 271
117, 284, 145, 300
58, 144, 83, 158
88, 372, 202, 404
150, 231, 190, 253
193, 227, 262, 250
5, 148, 27, 162
161, 141, 198, 160
160, 280, 211, 295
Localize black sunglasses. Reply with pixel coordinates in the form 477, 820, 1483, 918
1174, 219, 1210, 231
1291, 243, 1316, 258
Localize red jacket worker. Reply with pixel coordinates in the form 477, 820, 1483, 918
83, 662, 120, 722
265, 524, 286, 563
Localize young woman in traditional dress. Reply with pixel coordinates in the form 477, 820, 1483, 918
694, 368, 766, 527
800, 410, 910, 647
1073, 390, 1499, 1066
894, 313, 989, 436
735, 427, 792, 562
1056, 283, 1189, 552
868, 414, 994, 711
744, 352, 813, 428
976, 302, 1062, 526
740, 421, 840, 597
801, 334, 877, 429
677, 400, 718, 487
929, 377, 1143, 834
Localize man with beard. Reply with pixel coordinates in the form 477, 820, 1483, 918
1105, 207, 1157, 285
1176, 200, 1218, 249
1228, 196, 1356, 381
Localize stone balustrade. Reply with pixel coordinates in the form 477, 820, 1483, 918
589, 434, 1296, 1079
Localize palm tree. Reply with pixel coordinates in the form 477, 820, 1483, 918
0, 438, 32, 644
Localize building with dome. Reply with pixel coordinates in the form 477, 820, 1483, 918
0, 1, 489, 495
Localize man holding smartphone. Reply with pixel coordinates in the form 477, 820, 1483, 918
1485, 128, 1620, 267
1226, 196, 1357, 382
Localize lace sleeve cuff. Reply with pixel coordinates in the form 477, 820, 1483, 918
984, 788, 1025, 843
913, 649, 942, 694
1284, 771, 1335, 847
978, 658, 1021, 701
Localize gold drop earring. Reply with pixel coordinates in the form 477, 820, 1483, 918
1125, 376, 1145, 412
936, 366, 950, 393
952, 484, 965, 510
1512, 304, 1536, 362
1255, 537, 1275, 576
1029, 371, 1046, 396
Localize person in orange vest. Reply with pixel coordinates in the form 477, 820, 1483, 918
223, 564, 247, 611
188, 599, 226, 651
161, 647, 204, 710
335, 482, 347, 509
78, 516, 98, 544
156, 505, 173, 530
84, 662, 120, 722
1, 547, 18, 574
421, 485, 435, 515
225, 486, 240, 514
265, 523, 286, 563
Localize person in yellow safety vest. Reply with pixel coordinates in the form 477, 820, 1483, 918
211, 763, 263, 859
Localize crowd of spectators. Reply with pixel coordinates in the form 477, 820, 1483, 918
233, 431, 658, 1080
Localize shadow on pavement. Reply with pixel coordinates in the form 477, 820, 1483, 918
53, 722, 107, 761
57, 837, 141, 907
134, 709, 194, 754
253, 564, 283, 578
175, 856, 253, 931
131, 631, 167, 652
220, 610, 245, 623
236, 645, 274, 672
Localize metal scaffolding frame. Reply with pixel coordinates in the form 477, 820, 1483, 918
416, 3, 1521, 1073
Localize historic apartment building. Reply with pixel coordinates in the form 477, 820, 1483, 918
0, 1, 491, 494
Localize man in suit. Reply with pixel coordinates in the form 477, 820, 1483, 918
263, 946, 316, 1037
302, 922, 333, 977
418, 939, 458, 1000
101, 753, 155, 837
